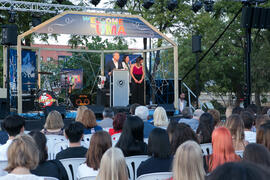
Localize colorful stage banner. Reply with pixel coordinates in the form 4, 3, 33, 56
35, 13, 162, 39
60, 69, 83, 89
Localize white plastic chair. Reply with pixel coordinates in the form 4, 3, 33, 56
103, 128, 110, 132
0, 161, 8, 171
53, 141, 69, 159
137, 172, 173, 180
46, 135, 67, 160
125, 155, 148, 180
78, 176, 96, 180
111, 133, 121, 146
200, 143, 212, 155
42, 176, 59, 180
235, 150, 244, 158
82, 134, 92, 148
60, 158, 86, 180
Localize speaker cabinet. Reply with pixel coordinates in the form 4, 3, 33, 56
192, 35, 202, 53
1, 24, 18, 45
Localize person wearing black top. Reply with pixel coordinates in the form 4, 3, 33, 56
29, 131, 68, 180
116, 116, 147, 157
56, 122, 87, 160
137, 128, 173, 178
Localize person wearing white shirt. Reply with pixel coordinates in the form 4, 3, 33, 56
0, 115, 25, 161
121, 55, 130, 71
241, 111, 256, 143
178, 93, 187, 113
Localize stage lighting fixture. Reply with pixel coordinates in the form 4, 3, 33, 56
32, 14, 42, 27
116, 0, 127, 8
91, 0, 101, 6
167, 0, 178, 11
143, 0, 155, 9
204, 0, 214, 12
8, 6, 16, 23
192, 1, 203, 13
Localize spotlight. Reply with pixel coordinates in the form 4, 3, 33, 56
8, 6, 16, 23
116, 0, 127, 8
91, 0, 101, 6
204, 0, 214, 12
143, 0, 155, 9
192, 1, 203, 13
32, 14, 42, 27
167, 0, 178, 11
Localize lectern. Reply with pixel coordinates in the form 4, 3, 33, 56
110, 69, 129, 107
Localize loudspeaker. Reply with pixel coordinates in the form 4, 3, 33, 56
192, 35, 202, 53
252, 7, 262, 29
44, 106, 66, 119
1, 24, 18, 45
241, 7, 253, 28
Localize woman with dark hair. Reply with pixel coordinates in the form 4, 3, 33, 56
137, 128, 172, 177
29, 131, 68, 180
122, 55, 130, 70
130, 56, 144, 105
167, 122, 199, 155
243, 143, 270, 168
77, 131, 112, 179
116, 116, 147, 156
109, 113, 126, 136
256, 122, 270, 151
196, 113, 214, 144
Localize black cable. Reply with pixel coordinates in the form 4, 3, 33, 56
181, 6, 243, 81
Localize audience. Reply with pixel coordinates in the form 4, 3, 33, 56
0, 115, 25, 161
137, 128, 172, 177
193, 109, 204, 121
96, 147, 128, 180
0, 126, 8, 145
2, 134, 42, 180
77, 131, 112, 179
196, 113, 214, 144
29, 131, 68, 180
41, 110, 64, 135
98, 108, 114, 128
153, 107, 169, 128
171, 140, 205, 180
178, 107, 199, 131
80, 109, 102, 134
232, 106, 244, 115
241, 111, 256, 143
108, 113, 126, 136
243, 143, 270, 168
225, 106, 233, 119
255, 114, 270, 130
256, 122, 270, 151
167, 122, 199, 155
135, 106, 155, 138
129, 103, 140, 115
206, 127, 240, 172
116, 116, 147, 157
225, 114, 248, 151
208, 109, 221, 128
56, 122, 87, 160
75, 105, 88, 122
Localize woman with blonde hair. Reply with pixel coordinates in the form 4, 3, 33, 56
171, 140, 205, 180
96, 147, 128, 180
41, 110, 64, 135
153, 106, 169, 128
2, 134, 43, 180
80, 109, 102, 134
225, 114, 248, 151
75, 106, 88, 122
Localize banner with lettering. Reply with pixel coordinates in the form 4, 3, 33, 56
35, 12, 162, 39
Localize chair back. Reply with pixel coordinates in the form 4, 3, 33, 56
235, 150, 244, 158
60, 158, 86, 180
0, 161, 8, 174
82, 134, 92, 148
53, 141, 69, 159
137, 172, 173, 180
78, 176, 96, 180
200, 143, 212, 155
42, 176, 59, 180
111, 133, 121, 146
46, 135, 67, 160
125, 155, 148, 180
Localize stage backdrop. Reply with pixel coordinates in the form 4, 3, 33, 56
60, 69, 83, 89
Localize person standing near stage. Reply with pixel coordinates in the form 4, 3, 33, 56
122, 55, 130, 70
105, 52, 123, 78
130, 56, 145, 105
178, 92, 187, 113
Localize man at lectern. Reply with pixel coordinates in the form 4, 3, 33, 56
105, 52, 123, 78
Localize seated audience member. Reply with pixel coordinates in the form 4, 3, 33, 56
79, 109, 102, 134
255, 114, 270, 130
208, 109, 221, 128
232, 106, 244, 115
98, 108, 114, 128
153, 107, 169, 128
167, 122, 199, 155
0, 115, 25, 161
206, 127, 240, 172
75, 105, 88, 122
29, 131, 68, 180
56, 122, 87, 160
246, 104, 258, 117
206, 162, 270, 180
2, 134, 43, 180
0, 127, 8, 145
77, 131, 112, 179
256, 122, 270, 151
243, 143, 270, 168
135, 106, 155, 138
179, 107, 200, 131
261, 107, 269, 115
41, 111, 64, 135
193, 109, 204, 121
171, 140, 205, 180
225, 106, 233, 119
96, 147, 128, 180
225, 114, 248, 151
109, 113, 126, 136
137, 128, 172, 177
241, 111, 256, 143
129, 103, 140, 115
116, 116, 147, 157
196, 113, 214, 144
